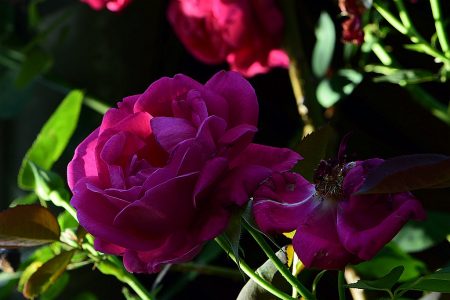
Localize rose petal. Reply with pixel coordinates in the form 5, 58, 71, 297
205, 71, 258, 127
114, 172, 199, 241
231, 143, 301, 171
337, 192, 426, 260
67, 129, 99, 190
151, 117, 197, 153
293, 204, 357, 269
135, 74, 203, 117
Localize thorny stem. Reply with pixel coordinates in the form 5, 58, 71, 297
280, 0, 323, 136
374, 0, 450, 65
243, 222, 316, 300
215, 236, 296, 300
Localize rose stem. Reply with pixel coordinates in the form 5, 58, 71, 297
242, 222, 316, 300
280, 0, 323, 136
373, 0, 450, 65
338, 270, 347, 300
364, 28, 450, 124
429, 0, 450, 58
215, 236, 296, 300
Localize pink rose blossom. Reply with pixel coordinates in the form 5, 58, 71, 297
81, 0, 131, 12
68, 71, 300, 273
167, 0, 289, 77
339, 0, 368, 44
252, 158, 426, 269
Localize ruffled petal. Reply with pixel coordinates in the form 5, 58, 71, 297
231, 143, 301, 172
205, 71, 258, 127
134, 74, 203, 117
67, 129, 99, 190
293, 204, 357, 269
151, 117, 197, 153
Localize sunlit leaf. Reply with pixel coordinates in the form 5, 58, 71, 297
18, 90, 84, 190
294, 124, 335, 182
40, 272, 69, 300
396, 266, 450, 294
346, 266, 404, 291
312, 12, 335, 78
316, 69, 363, 108
394, 211, 450, 252
9, 193, 38, 207
18, 262, 43, 293
0, 205, 60, 248
23, 249, 75, 299
357, 154, 450, 194
353, 243, 426, 282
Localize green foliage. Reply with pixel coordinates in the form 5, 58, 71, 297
18, 90, 84, 190
316, 69, 363, 108
394, 211, 450, 252
0, 70, 34, 119
312, 12, 335, 78
346, 266, 404, 292
294, 124, 335, 182
40, 272, 70, 300
23, 249, 75, 299
236, 248, 288, 300
0, 205, 61, 248
354, 243, 426, 282
397, 266, 450, 294
15, 48, 53, 88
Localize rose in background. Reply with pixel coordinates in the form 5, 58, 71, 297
68, 71, 300, 273
253, 158, 426, 269
81, 0, 132, 11
339, 0, 369, 44
167, 0, 289, 77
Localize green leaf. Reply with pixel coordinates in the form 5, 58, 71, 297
396, 266, 450, 294
23, 249, 75, 299
357, 154, 450, 194
353, 243, 426, 282
28, 162, 65, 200
346, 266, 404, 291
373, 69, 436, 85
73, 292, 98, 300
15, 48, 53, 88
294, 124, 336, 182
394, 211, 450, 252
0, 205, 61, 248
57, 211, 78, 232
221, 210, 243, 268
10, 193, 38, 207
40, 272, 69, 300
18, 262, 43, 293
312, 12, 336, 78
18, 89, 84, 190
236, 248, 289, 300
316, 69, 363, 108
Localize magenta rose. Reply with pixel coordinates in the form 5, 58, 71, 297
252, 158, 426, 269
81, 0, 131, 11
67, 71, 300, 273
167, 0, 289, 77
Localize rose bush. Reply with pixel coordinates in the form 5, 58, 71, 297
81, 0, 131, 12
68, 71, 300, 273
167, 0, 289, 77
252, 158, 426, 269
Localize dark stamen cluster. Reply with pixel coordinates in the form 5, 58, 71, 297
313, 159, 346, 202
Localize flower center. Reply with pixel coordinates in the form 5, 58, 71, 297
313, 159, 346, 202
